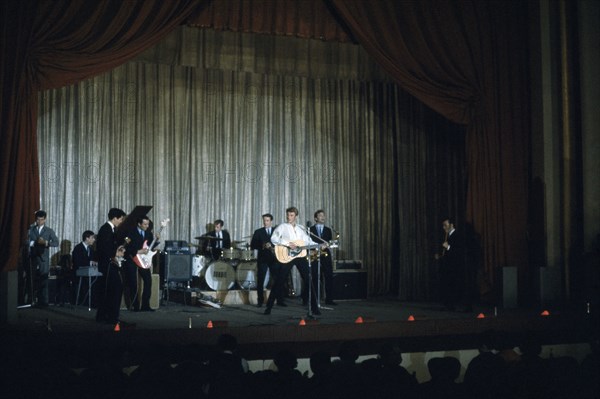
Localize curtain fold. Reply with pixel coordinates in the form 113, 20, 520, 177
187, 0, 354, 43
329, 0, 530, 286
37, 28, 465, 299
1, 0, 201, 272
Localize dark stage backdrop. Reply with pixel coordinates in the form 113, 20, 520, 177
36, 28, 465, 299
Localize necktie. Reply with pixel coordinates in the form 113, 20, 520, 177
318, 226, 323, 237
267, 228, 271, 236
87, 246, 90, 257
218, 232, 222, 248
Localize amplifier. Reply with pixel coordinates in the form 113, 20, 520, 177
165, 240, 191, 254
335, 260, 363, 270
333, 269, 367, 300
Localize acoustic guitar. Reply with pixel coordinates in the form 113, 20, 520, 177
274, 239, 338, 263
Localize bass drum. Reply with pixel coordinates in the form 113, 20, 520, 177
236, 261, 270, 290
201, 260, 236, 291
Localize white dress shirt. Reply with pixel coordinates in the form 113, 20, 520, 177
271, 223, 316, 246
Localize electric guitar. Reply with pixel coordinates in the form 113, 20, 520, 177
134, 218, 170, 269
274, 239, 339, 263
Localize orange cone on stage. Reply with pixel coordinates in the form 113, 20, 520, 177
408, 315, 415, 321
541, 310, 550, 316
207, 320, 214, 328
355, 316, 364, 324
299, 319, 306, 326
113, 322, 120, 332
476, 313, 485, 319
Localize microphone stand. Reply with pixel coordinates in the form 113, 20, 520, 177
308, 230, 332, 310
299, 224, 317, 319
18, 223, 37, 309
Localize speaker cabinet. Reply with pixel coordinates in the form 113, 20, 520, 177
497, 267, 518, 308
333, 270, 367, 300
165, 254, 192, 282
534, 267, 562, 305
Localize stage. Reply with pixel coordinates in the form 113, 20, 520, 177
2, 295, 597, 368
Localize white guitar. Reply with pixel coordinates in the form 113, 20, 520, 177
134, 218, 170, 269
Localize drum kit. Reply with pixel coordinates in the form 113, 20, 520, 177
190, 235, 269, 291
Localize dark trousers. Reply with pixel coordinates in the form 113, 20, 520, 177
316, 255, 334, 302
256, 260, 273, 304
265, 262, 292, 309
96, 262, 123, 323
123, 262, 152, 310
296, 258, 319, 312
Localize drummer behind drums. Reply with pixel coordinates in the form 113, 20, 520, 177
250, 213, 278, 308
203, 219, 231, 260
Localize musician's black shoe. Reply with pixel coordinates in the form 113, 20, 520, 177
312, 308, 321, 316
277, 302, 288, 307
256, 302, 263, 308
264, 307, 272, 315
325, 301, 337, 306
140, 307, 155, 312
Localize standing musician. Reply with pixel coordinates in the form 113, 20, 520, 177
266, 206, 325, 316
203, 219, 231, 260
123, 216, 159, 312
437, 217, 466, 311
250, 213, 277, 308
27, 210, 59, 307
95, 208, 127, 325
310, 209, 336, 306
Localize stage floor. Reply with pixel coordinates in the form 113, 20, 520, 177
2, 296, 597, 365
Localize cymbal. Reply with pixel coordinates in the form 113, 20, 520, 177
241, 235, 252, 239
194, 236, 223, 240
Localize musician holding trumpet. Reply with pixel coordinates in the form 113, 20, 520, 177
265, 206, 326, 316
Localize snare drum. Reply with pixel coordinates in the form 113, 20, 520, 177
236, 261, 270, 290
201, 260, 236, 290
221, 247, 240, 261
238, 249, 254, 261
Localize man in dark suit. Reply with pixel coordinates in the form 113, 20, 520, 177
123, 216, 158, 311
71, 230, 96, 272
439, 217, 466, 311
27, 210, 59, 307
71, 230, 96, 304
250, 213, 277, 307
95, 208, 127, 324
310, 209, 336, 305
202, 219, 231, 260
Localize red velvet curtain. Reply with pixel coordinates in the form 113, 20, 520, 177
329, 0, 530, 286
0, 0, 202, 272
2, 0, 531, 294
187, 0, 354, 43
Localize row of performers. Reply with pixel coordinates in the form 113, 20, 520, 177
193, 207, 338, 315
26, 207, 337, 325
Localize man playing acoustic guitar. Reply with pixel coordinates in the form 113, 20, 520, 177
265, 206, 326, 316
